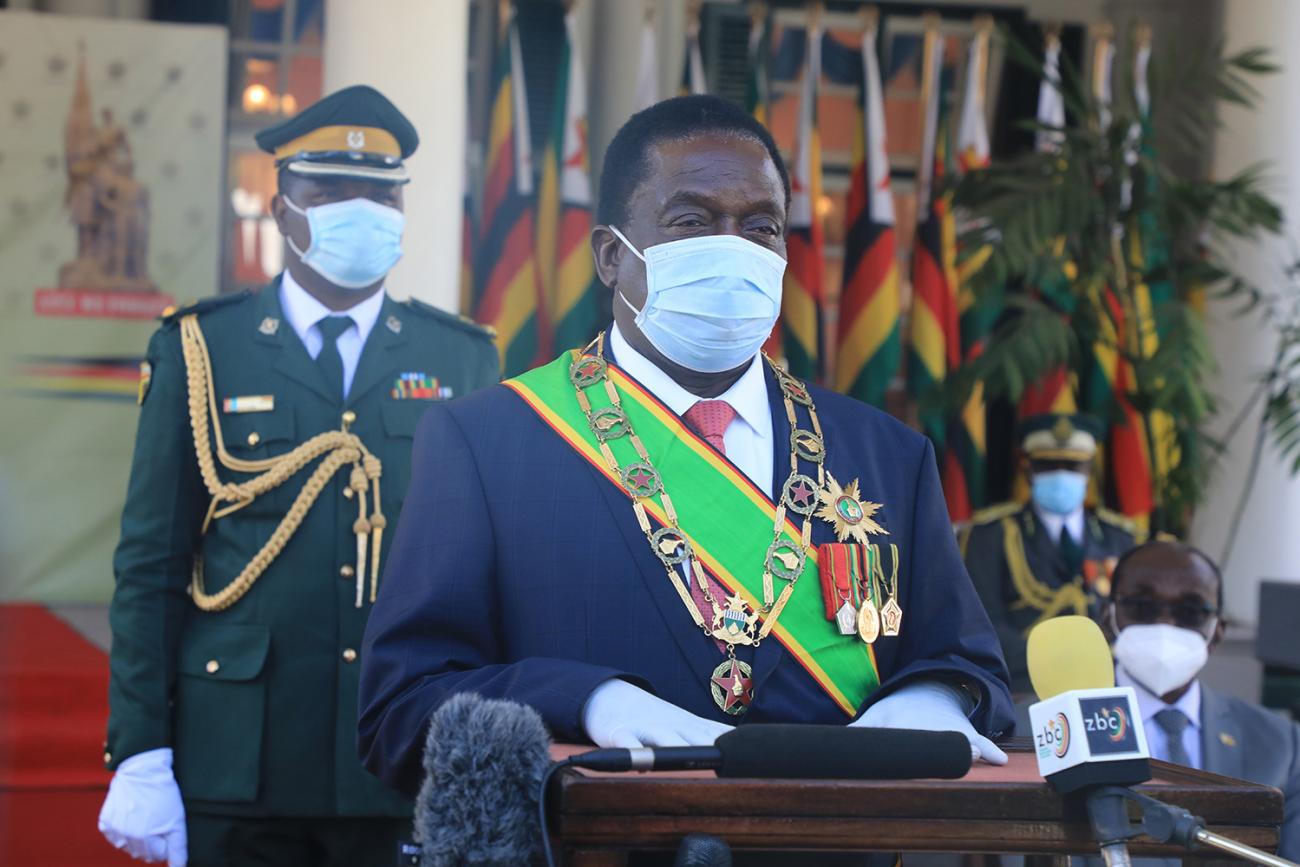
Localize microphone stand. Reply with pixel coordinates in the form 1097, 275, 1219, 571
1085, 785, 1298, 867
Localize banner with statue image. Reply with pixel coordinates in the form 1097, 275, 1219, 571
0, 12, 226, 601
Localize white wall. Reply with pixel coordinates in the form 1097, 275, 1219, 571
1191, 0, 1300, 626
323, 0, 468, 310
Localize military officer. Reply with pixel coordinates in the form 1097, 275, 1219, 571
98, 85, 498, 867
959, 413, 1142, 695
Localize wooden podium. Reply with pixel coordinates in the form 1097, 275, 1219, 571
549, 742, 1283, 865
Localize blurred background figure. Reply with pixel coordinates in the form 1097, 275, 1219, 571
960, 413, 1141, 695
1102, 540, 1300, 860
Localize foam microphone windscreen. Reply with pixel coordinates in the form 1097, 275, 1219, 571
1026, 615, 1116, 701
716, 725, 971, 780
415, 692, 553, 867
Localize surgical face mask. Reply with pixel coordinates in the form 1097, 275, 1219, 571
1031, 469, 1088, 516
1112, 621, 1213, 697
283, 195, 405, 290
609, 227, 785, 373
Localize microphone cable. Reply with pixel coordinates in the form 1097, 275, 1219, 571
539, 757, 576, 867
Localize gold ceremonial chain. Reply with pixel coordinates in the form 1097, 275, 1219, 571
179, 314, 386, 611
569, 334, 827, 714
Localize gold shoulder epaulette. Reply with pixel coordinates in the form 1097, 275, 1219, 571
968, 501, 1023, 526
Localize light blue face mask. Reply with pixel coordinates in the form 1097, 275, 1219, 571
1032, 470, 1089, 516
283, 195, 405, 290
609, 227, 786, 373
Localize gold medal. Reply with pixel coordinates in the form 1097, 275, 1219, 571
857, 599, 880, 644
881, 597, 903, 637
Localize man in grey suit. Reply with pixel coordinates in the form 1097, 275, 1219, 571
1104, 541, 1299, 860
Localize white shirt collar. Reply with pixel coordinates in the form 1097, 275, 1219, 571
279, 268, 386, 347
608, 323, 770, 437
1034, 502, 1086, 546
1116, 664, 1202, 730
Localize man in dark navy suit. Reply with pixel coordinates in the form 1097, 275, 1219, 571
358, 95, 1014, 796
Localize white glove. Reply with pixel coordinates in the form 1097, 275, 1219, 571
98, 747, 188, 866
582, 678, 733, 749
852, 680, 1008, 766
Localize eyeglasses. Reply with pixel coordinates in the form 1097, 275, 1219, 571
1114, 596, 1217, 630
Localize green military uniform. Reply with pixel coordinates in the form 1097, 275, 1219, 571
960, 502, 1140, 693
957, 414, 1143, 694
104, 85, 499, 866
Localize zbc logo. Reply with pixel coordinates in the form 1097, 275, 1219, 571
1084, 706, 1129, 742
1036, 712, 1071, 758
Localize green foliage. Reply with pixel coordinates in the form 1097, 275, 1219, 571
947, 28, 1282, 535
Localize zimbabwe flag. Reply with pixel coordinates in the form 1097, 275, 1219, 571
536, 6, 599, 354
907, 19, 965, 517
834, 11, 899, 409
772, 14, 824, 380
472, 4, 548, 377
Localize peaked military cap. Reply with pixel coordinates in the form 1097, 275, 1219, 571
1019, 413, 1103, 461
254, 84, 418, 183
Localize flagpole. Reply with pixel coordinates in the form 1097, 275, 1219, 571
916, 13, 943, 224
747, 2, 770, 124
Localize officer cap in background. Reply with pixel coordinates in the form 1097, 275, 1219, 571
1019, 413, 1103, 462
254, 84, 418, 183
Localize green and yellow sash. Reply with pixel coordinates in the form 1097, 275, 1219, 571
505, 351, 880, 716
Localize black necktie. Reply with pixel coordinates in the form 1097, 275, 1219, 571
1155, 707, 1193, 766
316, 316, 352, 399
1058, 527, 1083, 576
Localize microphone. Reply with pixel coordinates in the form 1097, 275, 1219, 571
1027, 616, 1152, 867
413, 692, 552, 867
1026, 616, 1152, 795
674, 834, 733, 867
1027, 618, 1297, 867
569, 725, 973, 780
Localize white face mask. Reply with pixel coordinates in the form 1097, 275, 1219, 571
1112, 621, 1214, 697
609, 227, 786, 373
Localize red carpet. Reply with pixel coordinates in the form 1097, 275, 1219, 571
0, 603, 135, 866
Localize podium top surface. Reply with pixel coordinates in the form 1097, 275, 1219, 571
550, 742, 1284, 856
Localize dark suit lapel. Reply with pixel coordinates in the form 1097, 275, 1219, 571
1200, 685, 1245, 778
253, 276, 338, 404
347, 295, 408, 407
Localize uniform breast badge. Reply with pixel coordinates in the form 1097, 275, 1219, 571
391, 372, 452, 400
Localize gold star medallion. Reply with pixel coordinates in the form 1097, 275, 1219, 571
815, 472, 888, 545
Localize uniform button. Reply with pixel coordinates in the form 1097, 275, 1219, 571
103, 751, 112, 765
340, 564, 355, 579
342, 648, 358, 663
344, 487, 355, 499
205, 659, 220, 674
342, 410, 357, 425
246, 431, 261, 447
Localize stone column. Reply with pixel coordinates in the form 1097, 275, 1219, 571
324, 0, 468, 310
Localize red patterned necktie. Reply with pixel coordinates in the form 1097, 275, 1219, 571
681, 399, 738, 648
683, 399, 737, 455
